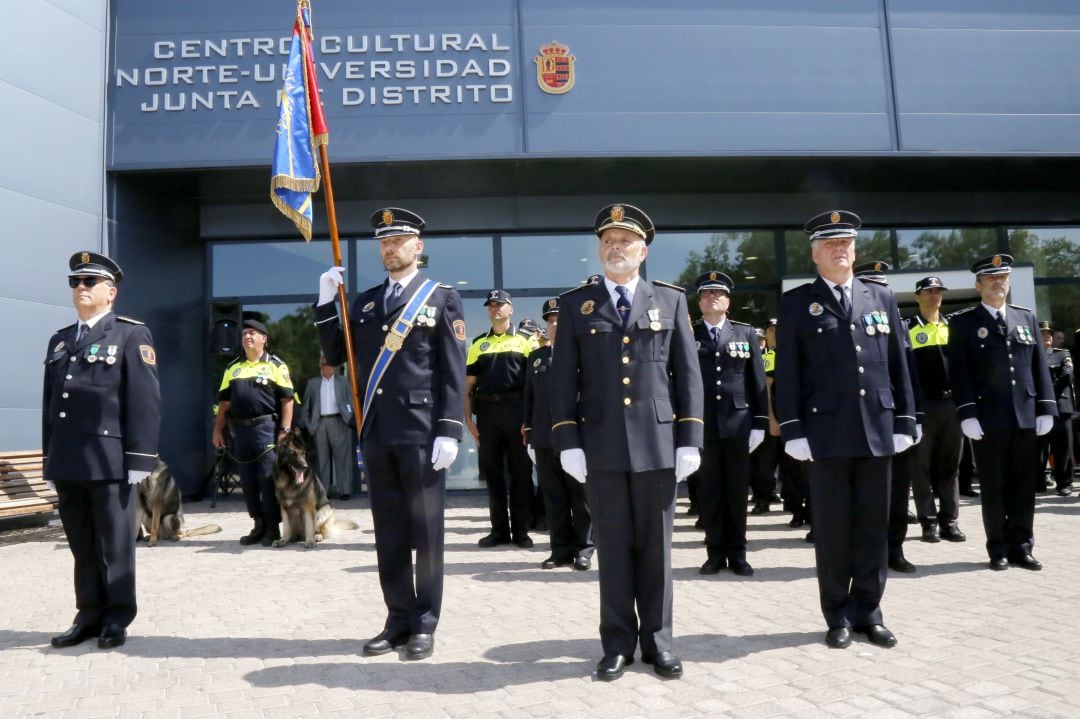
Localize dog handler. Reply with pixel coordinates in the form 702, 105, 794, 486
44, 252, 161, 649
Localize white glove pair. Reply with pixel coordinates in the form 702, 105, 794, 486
526, 445, 536, 464
963, 416, 1053, 440
915, 424, 924, 444
557, 446, 701, 484
892, 434, 915, 455
431, 437, 459, 471
748, 429, 765, 454
318, 266, 345, 305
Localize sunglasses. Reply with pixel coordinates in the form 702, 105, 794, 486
68, 276, 108, 288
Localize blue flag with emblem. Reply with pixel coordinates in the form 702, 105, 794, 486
270, 0, 328, 241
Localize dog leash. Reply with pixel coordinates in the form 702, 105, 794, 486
221, 443, 277, 465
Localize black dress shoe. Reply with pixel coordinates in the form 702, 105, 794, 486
921, 525, 940, 543
804, 529, 814, 543
770, 492, 783, 504
788, 515, 805, 528
541, 556, 573, 569
596, 653, 631, 681
686, 503, 698, 517
362, 628, 410, 656
1058, 486, 1073, 497
699, 557, 726, 575
404, 633, 434, 660
238, 518, 265, 546
854, 624, 897, 648
51, 623, 100, 648
750, 501, 769, 515
477, 533, 511, 548
989, 557, 1009, 571
940, 525, 966, 542
573, 555, 591, 571
889, 556, 917, 573
693, 517, 703, 529
825, 627, 851, 649
1011, 554, 1042, 571
97, 624, 127, 649
513, 535, 534, 549
729, 558, 754, 577
339, 494, 351, 501
642, 651, 683, 679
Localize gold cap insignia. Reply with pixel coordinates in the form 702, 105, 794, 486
709, 272, 717, 281
81, 252, 90, 264
874, 262, 882, 272
830, 211, 840, 224
992, 255, 1002, 267
382, 210, 394, 226
611, 205, 625, 223
547, 299, 556, 309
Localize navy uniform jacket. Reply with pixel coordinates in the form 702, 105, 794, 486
776, 276, 916, 459
314, 275, 467, 446
523, 344, 555, 449
946, 304, 1056, 431
1046, 348, 1075, 416
549, 280, 704, 473
42, 312, 162, 481
693, 319, 768, 439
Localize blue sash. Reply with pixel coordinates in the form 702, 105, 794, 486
361, 279, 440, 432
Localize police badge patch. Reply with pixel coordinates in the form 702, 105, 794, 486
581, 300, 595, 316
977, 327, 989, 339
453, 319, 466, 341
809, 302, 824, 317
362, 301, 376, 313
140, 345, 157, 365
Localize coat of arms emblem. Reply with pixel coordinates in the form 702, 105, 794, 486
535, 41, 575, 94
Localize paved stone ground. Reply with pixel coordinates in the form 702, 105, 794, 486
3, 487, 1080, 718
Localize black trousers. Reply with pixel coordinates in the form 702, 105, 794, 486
807, 456, 890, 629
697, 436, 751, 560
476, 399, 532, 539
912, 398, 962, 527
233, 423, 280, 529
363, 439, 445, 635
780, 450, 811, 520
534, 447, 593, 561
1038, 416, 1074, 490
751, 433, 781, 502
888, 445, 917, 560
972, 428, 1038, 560
588, 469, 676, 658
55, 480, 138, 628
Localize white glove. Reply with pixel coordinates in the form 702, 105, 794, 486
893, 434, 915, 455
1036, 415, 1054, 436
560, 448, 588, 484
674, 447, 701, 482
784, 438, 814, 462
526, 445, 536, 464
748, 429, 765, 454
318, 266, 345, 305
431, 436, 459, 471
914, 424, 924, 444
127, 470, 150, 486
961, 418, 984, 441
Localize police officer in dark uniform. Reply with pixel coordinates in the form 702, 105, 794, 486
1039, 320, 1074, 496
212, 319, 294, 547
690, 271, 767, 577
524, 297, 593, 570
947, 254, 1056, 571
45, 252, 161, 649
465, 289, 536, 548
316, 207, 466, 661
550, 203, 703, 681
776, 211, 916, 650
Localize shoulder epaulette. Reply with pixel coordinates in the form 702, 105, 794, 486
116, 315, 145, 325
651, 280, 685, 293
1008, 304, 1032, 312
437, 282, 453, 289
729, 319, 751, 327
946, 306, 977, 320
691, 318, 703, 327
559, 284, 593, 298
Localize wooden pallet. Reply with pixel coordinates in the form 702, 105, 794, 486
0, 450, 57, 519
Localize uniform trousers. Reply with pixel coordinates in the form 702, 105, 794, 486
313, 415, 355, 495
887, 445, 917, 561
780, 450, 811, 521
363, 438, 445, 635
55, 479, 138, 628
232, 423, 280, 530
1038, 416, 1074, 491
587, 469, 676, 658
971, 428, 1038, 560
912, 398, 962, 528
751, 433, 781, 503
476, 399, 532, 540
698, 436, 751, 561
534, 447, 593, 561
807, 456, 890, 629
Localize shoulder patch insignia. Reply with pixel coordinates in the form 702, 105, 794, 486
453, 319, 467, 342
139, 345, 156, 365
52, 340, 66, 353
651, 280, 686, 293
116, 315, 145, 325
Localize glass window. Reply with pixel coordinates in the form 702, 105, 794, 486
1009, 227, 1080, 278
502, 233, 604, 290
212, 241, 350, 297
786, 229, 895, 275
1035, 285, 1080, 350
784, 230, 813, 275
896, 228, 998, 271
645, 231, 777, 288
448, 296, 493, 490
354, 235, 495, 293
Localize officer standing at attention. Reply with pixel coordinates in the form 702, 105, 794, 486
316, 208, 466, 661
523, 297, 594, 571
691, 271, 767, 577
1038, 320, 1074, 496
45, 252, 161, 650
908, 277, 967, 543
776, 211, 915, 650
212, 318, 294, 547
464, 289, 535, 548
948, 254, 1056, 570
549, 203, 703, 681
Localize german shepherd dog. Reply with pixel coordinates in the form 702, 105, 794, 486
136, 459, 221, 546
272, 428, 358, 548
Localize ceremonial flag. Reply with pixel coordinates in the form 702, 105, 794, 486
270, 0, 328, 240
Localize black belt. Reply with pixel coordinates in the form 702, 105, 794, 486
476, 391, 522, 402
321, 413, 340, 417
231, 413, 275, 427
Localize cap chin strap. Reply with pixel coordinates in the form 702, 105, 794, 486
597, 221, 647, 240
809, 229, 858, 242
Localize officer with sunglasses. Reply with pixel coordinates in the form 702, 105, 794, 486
44, 251, 161, 650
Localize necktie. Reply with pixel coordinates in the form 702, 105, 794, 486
711, 326, 721, 348
385, 281, 402, 313
995, 310, 1007, 336
76, 323, 87, 344
835, 284, 850, 319
615, 286, 631, 327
